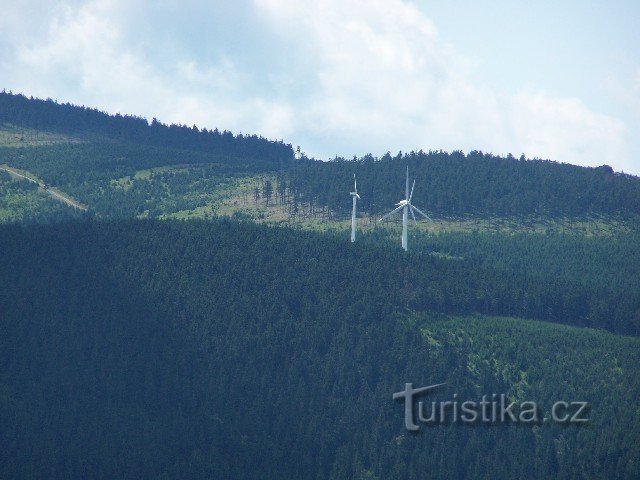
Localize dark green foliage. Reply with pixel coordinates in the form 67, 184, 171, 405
2, 93, 639, 479
0, 91, 293, 163
0, 173, 83, 223
356, 227, 640, 336
0, 219, 638, 479
5, 92, 640, 221
289, 152, 640, 217
422, 315, 640, 480
0, 141, 280, 188
0, 143, 276, 217
421, 229, 640, 299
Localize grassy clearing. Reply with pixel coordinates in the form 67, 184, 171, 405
212, 173, 637, 236
111, 165, 195, 191
0, 124, 82, 147
139, 168, 636, 237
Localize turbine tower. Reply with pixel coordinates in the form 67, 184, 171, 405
379, 166, 431, 251
350, 174, 360, 242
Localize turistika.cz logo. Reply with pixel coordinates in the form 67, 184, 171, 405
393, 383, 589, 431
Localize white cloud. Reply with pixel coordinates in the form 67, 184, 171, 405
620, 67, 640, 120
253, 0, 631, 169
509, 89, 628, 167
2, 0, 292, 138
0, 0, 636, 173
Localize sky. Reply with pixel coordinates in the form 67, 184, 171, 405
1, 0, 638, 174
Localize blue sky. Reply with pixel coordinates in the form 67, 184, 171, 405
1, 0, 638, 173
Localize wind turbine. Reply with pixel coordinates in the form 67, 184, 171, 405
379, 166, 431, 251
350, 174, 360, 242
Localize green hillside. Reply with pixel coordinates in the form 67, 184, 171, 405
0, 169, 82, 223
2, 92, 640, 226
1, 94, 639, 479
0, 220, 638, 479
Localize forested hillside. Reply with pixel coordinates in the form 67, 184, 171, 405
0, 91, 293, 163
2, 93, 640, 221
1, 95, 639, 338
357, 227, 640, 336
1, 219, 638, 479
1, 94, 639, 479
289, 152, 640, 217
0, 169, 82, 222
0, 142, 278, 217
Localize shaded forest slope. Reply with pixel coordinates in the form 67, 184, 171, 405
0, 219, 638, 479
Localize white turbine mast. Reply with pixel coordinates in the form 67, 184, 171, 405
379, 166, 431, 251
350, 173, 360, 242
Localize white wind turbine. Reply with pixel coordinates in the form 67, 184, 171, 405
379, 166, 431, 251
350, 174, 360, 242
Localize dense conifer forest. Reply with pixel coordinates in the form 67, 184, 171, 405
0, 91, 293, 163
1, 94, 639, 479
0, 220, 638, 479
289, 152, 640, 217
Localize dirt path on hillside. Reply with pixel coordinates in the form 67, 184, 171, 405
0, 164, 88, 211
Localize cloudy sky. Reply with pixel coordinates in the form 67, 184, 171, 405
1, 0, 638, 173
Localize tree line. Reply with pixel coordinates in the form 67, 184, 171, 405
288, 151, 640, 217
0, 91, 293, 164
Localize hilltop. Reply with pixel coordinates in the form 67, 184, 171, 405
0, 93, 639, 479
1, 91, 639, 226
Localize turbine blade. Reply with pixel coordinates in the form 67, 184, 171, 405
379, 204, 404, 222
411, 205, 431, 221
405, 166, 409, 198
409, 179, 415, 201
410, 206, 417, 225
354, 173, 357, 193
